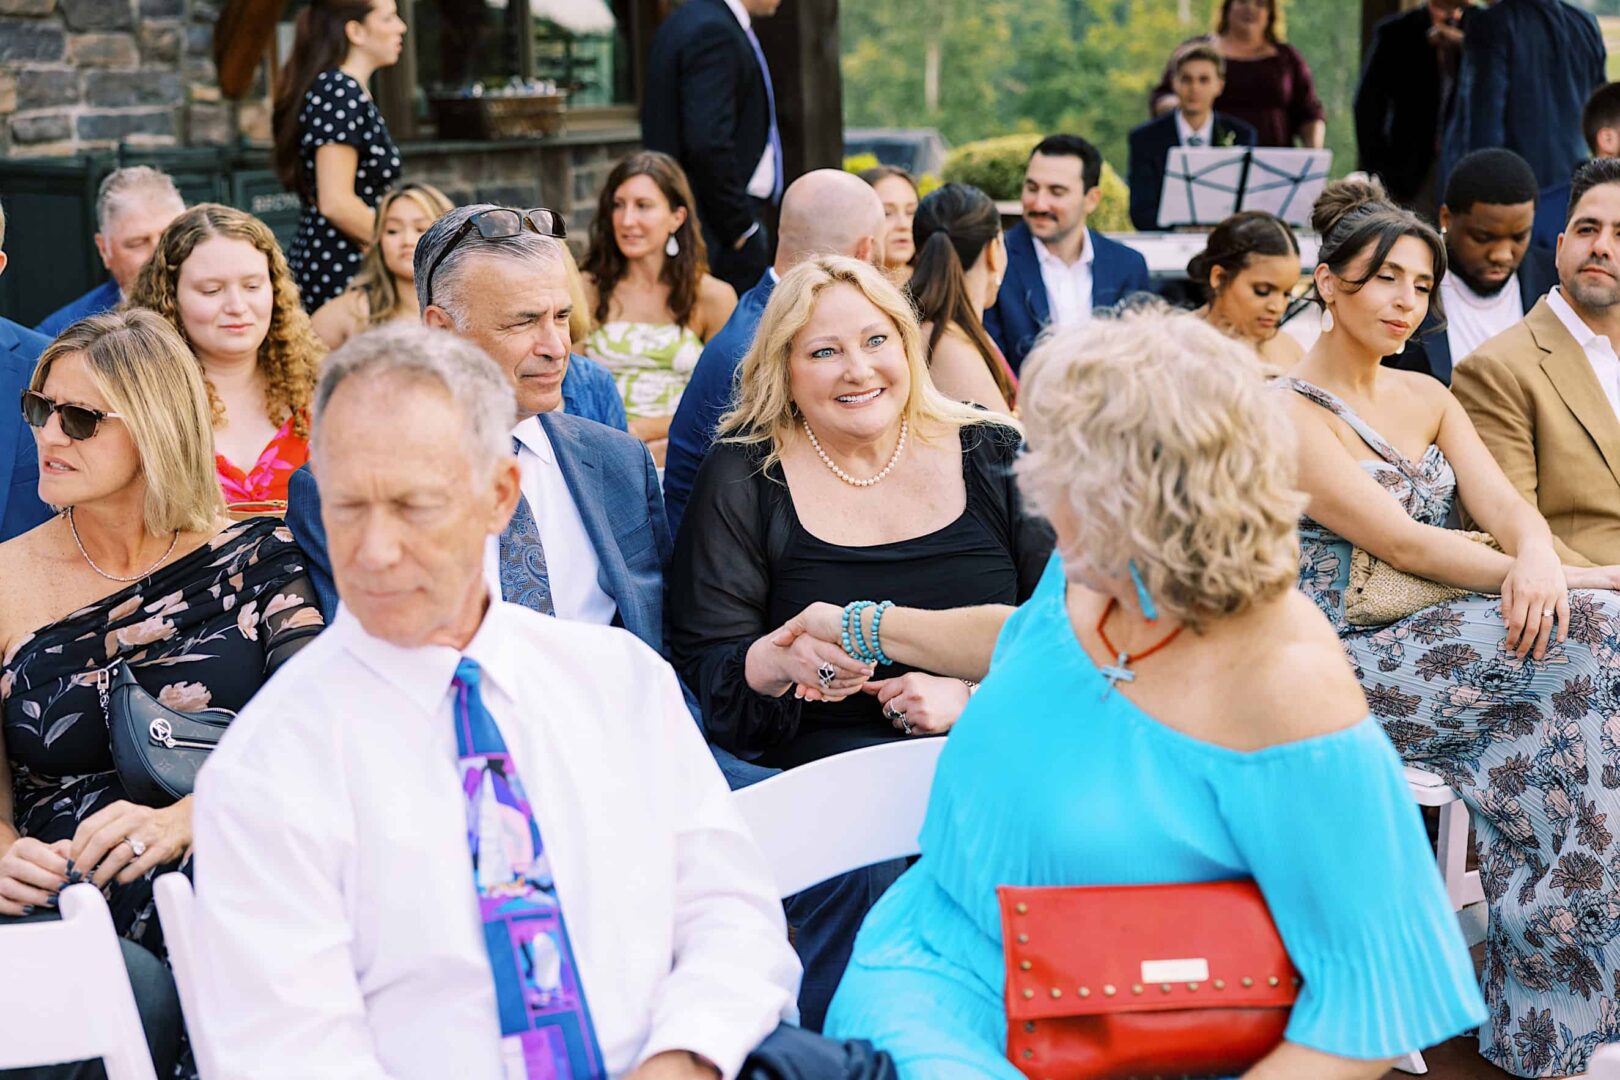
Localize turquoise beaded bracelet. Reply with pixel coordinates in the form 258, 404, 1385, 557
839, 599, 894, 666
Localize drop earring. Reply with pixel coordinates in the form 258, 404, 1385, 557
665, 233, 680, 257
1128, 560, 1159, 622
1320, 306, 1336, 333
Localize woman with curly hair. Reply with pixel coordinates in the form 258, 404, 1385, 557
582, 151, 737, 462
310, 181, 452, 350
128, 204, 324, 514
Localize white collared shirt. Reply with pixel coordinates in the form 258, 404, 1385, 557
721, 0, 776, 201
192, 600, 800, 1080
1547, 286, 1620, 417
1175, 110, 1215, 147
480, 414, 616, 625
1032, 228, 1097, 328
1441, 271, 1527, 366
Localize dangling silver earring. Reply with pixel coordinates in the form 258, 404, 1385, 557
1320, 306, 1336, 333
665, 233, 680, 257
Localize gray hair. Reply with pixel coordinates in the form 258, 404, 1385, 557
96, 167, 184, 233
312, 322, 516, 476
413, 203, 566, 321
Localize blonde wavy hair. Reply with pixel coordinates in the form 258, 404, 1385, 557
1015, 309, 1305, 631
31, 310, 226, 534
718, 256, 1000, 470
559, 243, 594, 347
127, 203, 323, 439
348, 183, 455, 327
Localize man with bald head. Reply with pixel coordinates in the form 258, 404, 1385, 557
662, 169, 885, 535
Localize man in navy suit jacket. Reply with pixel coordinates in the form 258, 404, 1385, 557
662, 169, 885, 539
1128, 42, 1257, 231
0, 208, 54, 542
1533, 82, 1620, 252
1441, 0, 1606, 193
288, 206, 671, 648
984, 134, 1153, 373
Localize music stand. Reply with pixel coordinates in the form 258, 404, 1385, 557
1157, 147, 1334, 229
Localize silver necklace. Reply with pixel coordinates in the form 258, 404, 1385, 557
67, 508, 180, 583
802, 417, 908, 488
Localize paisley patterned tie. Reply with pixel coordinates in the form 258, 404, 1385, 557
453, 657, 604, 1078
499, 438, 555, 617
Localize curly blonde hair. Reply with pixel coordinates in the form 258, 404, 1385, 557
718, 256, 1002, 472
126, 203, 323, 439
1015, 309, 1306, 631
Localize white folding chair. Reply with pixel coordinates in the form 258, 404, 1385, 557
732, 737, 946, 899
1390, 765, 1487, 1076
0, 883, 159, 1079
1589, 1042, 1620, 1077
154, 872, 219, 1079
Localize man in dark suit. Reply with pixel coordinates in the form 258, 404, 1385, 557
1533, 83, 1620, 252
642, 0, 783, 295
1441, 0, 1606, 193
1355, 0, 1468, 216
287, 205, 671, 650
1128, 42, 1257, 231
0, 203, 54, 543
662, 169, 885, 539
1389, 149, 1557, 385
984, 134, 1153, 374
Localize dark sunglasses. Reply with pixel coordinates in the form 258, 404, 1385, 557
422, 207, 568, 308
21, 390, 122, 441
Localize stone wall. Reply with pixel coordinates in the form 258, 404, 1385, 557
0, 0, 266, 156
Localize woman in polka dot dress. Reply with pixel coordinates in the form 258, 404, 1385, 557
270, 0, 406, 312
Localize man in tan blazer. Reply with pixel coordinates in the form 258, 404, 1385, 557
1453, 158, 1620, 566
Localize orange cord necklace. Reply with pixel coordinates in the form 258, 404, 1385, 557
1095, 597, 1185, 699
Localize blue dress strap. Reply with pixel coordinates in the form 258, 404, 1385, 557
1281, 378, 1418, 477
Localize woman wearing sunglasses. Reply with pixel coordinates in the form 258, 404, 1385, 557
310, 182, 453, 351
128, 204, 325, 516
0, 310, 324, 1077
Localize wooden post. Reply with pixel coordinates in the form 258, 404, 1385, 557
756, 0, 844, 178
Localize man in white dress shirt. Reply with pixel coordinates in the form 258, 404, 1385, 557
1455, 157, 1620, 566
192, 324, 802, 1080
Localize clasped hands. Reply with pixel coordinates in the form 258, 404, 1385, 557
0, 798, 191, 916
742, 602, 969, 736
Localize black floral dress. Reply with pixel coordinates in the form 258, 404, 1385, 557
286, 69, 401, 311
1, 517, 323, 952
1289, 379, 1620, 1076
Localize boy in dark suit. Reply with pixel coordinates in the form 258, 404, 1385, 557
1128, 42, 1258, 232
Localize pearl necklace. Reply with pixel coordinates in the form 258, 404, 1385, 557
68, 508, 180, 583
802, 417, 908, 488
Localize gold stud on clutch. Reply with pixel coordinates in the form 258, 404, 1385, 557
1241, 977, 1254, 988
1078, 987, 1091, 998
1160, 983, 1172, 993
1015, 902, 1029, 915
1022, 1048, 1034, 1060
1024, 1021, 1036, 1033
1022, 988, 1035, 1000
1187, 983, 1199, 992
1020, 960, 1032, 971
1268, 976, 1280, 987
1050, 988, 1062, 999
1213, 979, 1226, 990
1130, 984, 1143, 995
1017, 933, 1029, 944
1103, 984, 1117, 997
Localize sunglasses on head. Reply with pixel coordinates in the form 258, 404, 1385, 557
21, 390, 122, 441
422, 207, 567, 309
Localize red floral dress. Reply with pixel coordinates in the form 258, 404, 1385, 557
216, 414, 309, 512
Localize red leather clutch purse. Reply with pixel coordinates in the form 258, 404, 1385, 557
999, 880, 1299, 1080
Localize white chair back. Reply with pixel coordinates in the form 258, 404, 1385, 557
1589, 1042, 1620, 1077
0, 883, 159, 1079
732, 737, 946, 899
154, 872, 218, 1078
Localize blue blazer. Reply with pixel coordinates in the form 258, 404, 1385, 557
35, 279, 121, 340
663, 270, 775, 539
286, 409, 673, 651
1533, 179, 1573, 253
984, 222, 1153, 373
0, 318, 52, 543
561, 352, 628, 432
1384, 245, 1559, 385
1127, 111, 1257, 231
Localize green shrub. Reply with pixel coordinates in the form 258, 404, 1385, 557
843, 154, 944, 197
943, 134, 1135, 233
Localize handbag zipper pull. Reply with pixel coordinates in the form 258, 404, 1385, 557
96, 666, 112, 716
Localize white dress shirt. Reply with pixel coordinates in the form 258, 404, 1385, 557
1441, 271, 1526, 365
1547, 286, 1620, 417
721, 0, 776, 201
192, 600, 800, 1080
481, 415, 616, 625
1031, 228, 1097, 328
1174, 110, 1215, 147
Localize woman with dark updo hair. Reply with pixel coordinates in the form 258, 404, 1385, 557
908, 183, 1015, 414
1286, 177, 1620, 1077
1187, 209, 1302, 370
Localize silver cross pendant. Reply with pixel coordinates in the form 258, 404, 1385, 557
1099, 652, 1135, 700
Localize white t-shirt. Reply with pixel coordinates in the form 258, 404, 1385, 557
1441, 272, 1526, 366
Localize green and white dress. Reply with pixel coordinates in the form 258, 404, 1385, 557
583, 321, 705, 420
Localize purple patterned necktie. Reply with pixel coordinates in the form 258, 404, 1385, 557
453, 657, 604, 1078
499, 437, 555, 617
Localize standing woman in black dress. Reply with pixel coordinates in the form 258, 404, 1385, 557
272, 0, 407, 311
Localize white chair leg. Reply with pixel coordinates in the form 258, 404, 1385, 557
1392, 1049, 1429, 1074
1436, 799, 1472, 913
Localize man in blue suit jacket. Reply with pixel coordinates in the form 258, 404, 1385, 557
1441, 0, 1606, 193
288, 206, 670, 648
662, 169, 885, 538
1533, 82, 1620, 252
0, 211, 55, 542
984, 134, 1153, 373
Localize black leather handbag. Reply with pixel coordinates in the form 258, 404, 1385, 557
97, 661, 235, 806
